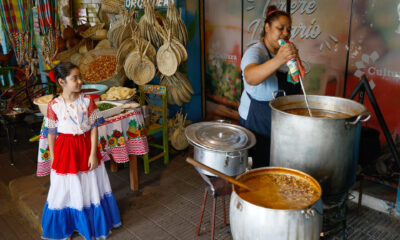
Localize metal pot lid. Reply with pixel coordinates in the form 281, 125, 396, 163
185, 122, 256, 152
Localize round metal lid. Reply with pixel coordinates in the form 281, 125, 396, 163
185, 122, 256, 152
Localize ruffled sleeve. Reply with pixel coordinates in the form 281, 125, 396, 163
43, 100, 58, 136
88, 96, 105, 128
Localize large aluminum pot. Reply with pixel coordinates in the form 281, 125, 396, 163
269, 94, 371, 203
230, 167, 322, 240
185, 122, 256, 176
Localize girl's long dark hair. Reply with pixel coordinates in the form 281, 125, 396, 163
261, 5, 291, 38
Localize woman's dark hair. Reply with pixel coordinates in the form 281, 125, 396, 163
261, 5, 291, 38
53, 62, 78, 83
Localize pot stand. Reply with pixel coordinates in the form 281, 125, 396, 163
196, 169, 232, 240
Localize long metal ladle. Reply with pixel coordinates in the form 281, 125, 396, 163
186, 157, 257, 192
298, 75, 313, 117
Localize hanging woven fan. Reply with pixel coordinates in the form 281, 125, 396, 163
138, 0, 164, 48
124, 42, 155, 85
166, 2, 188, 46
160, 71, 193, 106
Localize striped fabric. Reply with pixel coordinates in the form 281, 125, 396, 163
0, 0, 31, 57
0, 0, 29, 33
36, 0, 57, 34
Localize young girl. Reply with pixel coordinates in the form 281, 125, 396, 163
41, 62, 121, 239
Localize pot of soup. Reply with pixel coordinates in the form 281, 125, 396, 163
185, 122, 256, 176
269, 94, 371, 203
230, 167, 322, 240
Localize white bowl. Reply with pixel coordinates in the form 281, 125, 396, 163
81, 84, 108, 95
33, 94, 54, 116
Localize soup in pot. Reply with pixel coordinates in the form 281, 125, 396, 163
237, 173, 320, 210
284, 108, 351, 118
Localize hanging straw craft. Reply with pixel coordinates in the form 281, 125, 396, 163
138, 0, 164, 48
160, 71, 194, 106
101, 0, 125, 14
166, 2, 188, 46
124, 42, 155, 85
156, 29, 187, 76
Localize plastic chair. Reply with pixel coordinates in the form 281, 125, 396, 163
139, 84, 169, 174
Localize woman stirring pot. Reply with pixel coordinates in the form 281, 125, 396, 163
239, 5, 302, 168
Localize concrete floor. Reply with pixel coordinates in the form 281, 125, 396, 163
1, 117, 400, 240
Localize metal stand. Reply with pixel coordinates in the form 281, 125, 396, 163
348, 75, 400, 218
348, 75, 400, 168
196, 170, 231, 240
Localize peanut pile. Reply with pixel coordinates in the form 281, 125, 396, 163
82, 56, 116, 82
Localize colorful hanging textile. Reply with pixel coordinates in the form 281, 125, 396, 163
36, 0, 58, 34
0, 16, 10, 54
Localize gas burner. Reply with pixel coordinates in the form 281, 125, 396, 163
321, 199, 348, 240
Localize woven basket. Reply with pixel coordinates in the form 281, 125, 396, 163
95, 39, 112, 49
56, 42, 81, 62
80, 23, 105, 38
70, 53, 83, 66
101, 0, 124, 14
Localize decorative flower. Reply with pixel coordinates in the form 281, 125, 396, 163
113, 130, 122, 138
42, 150, 50, 160
98, 143, 104, 151
100, 137, 107, 146
108, 137, 117, 147
118, 137, 125, 145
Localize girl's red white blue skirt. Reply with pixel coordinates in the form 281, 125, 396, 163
41, 132, 121, 240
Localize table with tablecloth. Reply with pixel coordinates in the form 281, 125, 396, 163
36, 108, 148, 191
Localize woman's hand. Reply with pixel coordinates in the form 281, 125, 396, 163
88, 154, 98, 171
276, 43, 297, 65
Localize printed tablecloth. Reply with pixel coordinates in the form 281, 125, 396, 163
36, 108, 149, 176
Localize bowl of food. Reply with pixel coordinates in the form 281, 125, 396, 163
100, 86, 136, 103
33, 94, 54, 116
81, 84, 108, 95
96, 101, 123, 119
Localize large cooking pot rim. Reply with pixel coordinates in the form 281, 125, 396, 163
233, 167, 322, 211
185, 122, 256, 152
269, 94, 368, 120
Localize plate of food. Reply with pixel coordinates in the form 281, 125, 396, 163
96, 101, 123, 118
100, 86, 136, 103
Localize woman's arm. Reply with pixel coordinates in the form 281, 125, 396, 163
88, 126, 99, 170
48, 133, 56, 165
244, 44, 297, 86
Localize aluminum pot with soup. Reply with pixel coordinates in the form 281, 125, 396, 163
230, 167, 322, 240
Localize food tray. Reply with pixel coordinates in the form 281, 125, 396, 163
96, 101, 123, 119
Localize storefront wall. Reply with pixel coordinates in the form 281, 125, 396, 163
205, 0, 400, 145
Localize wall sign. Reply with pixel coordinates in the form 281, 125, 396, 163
125, 0, 174, 10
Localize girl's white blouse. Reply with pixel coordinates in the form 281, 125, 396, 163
45, 94, 103, 135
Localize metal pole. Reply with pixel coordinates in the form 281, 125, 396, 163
343, 0, 355, 97
287, 0, 291, 14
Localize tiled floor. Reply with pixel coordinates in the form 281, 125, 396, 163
1, 118, 400, 240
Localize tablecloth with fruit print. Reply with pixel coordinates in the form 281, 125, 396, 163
36, 108, 149, 176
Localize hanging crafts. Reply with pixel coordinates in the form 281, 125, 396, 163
41, 28, 58, 67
